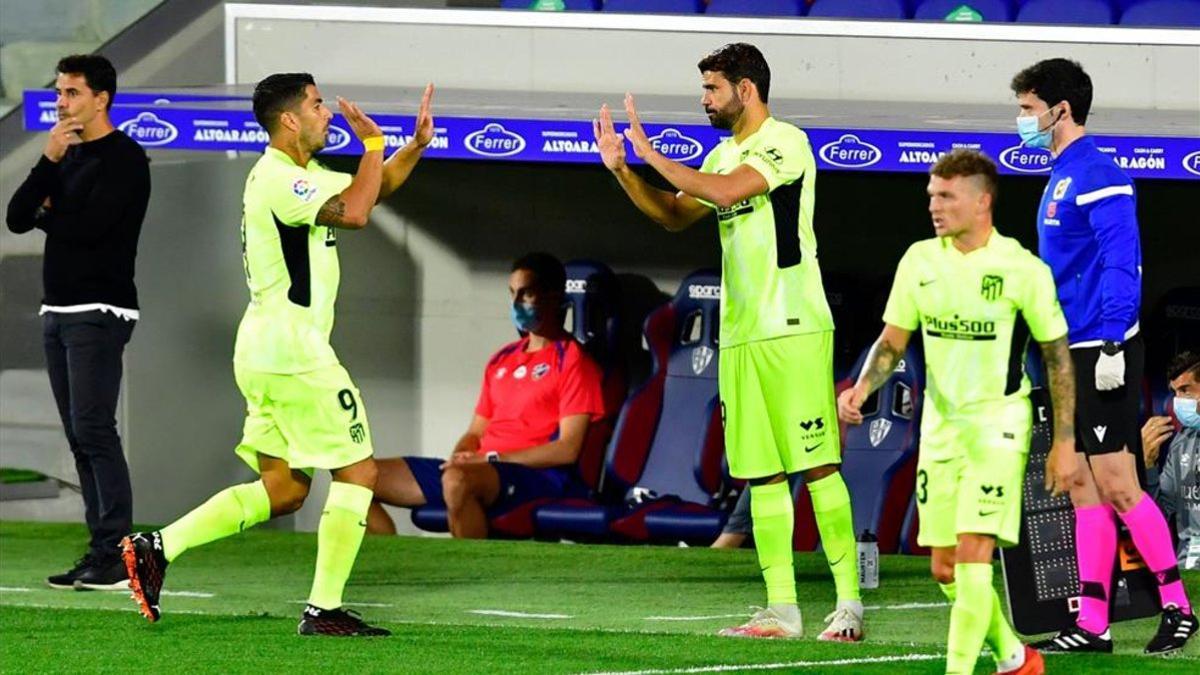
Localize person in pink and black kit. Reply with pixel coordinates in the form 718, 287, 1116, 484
367, 252, 606, 538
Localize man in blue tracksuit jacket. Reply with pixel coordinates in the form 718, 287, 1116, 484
1011, 58, 1196, 657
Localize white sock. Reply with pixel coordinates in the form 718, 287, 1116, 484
995, 646, 1025, 672
768, 603, 801, 623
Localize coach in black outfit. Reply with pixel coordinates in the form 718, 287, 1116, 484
6, 54, 150, 590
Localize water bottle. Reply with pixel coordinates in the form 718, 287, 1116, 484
857, 529, 879, 590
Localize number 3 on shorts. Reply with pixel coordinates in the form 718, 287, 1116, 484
338, 388, 358, 420
916, 469, 928, 504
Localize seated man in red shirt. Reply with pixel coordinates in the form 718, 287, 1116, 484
367, 252, 606, 538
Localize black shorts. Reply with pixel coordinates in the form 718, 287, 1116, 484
1071, 333, 1144, 457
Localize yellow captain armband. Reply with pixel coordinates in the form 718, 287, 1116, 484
362, 136, 385, 153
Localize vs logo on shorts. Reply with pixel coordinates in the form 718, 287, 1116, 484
980, 275, 1004, 301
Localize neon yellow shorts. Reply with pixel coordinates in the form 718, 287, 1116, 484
718, 332, 841, 479
915, 398, 1031, 549
233, 364, 373, 475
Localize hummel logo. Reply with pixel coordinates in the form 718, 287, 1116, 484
919, 279, 936, 287
1093, 425, 1108, 442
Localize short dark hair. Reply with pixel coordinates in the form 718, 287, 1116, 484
1010, 58, 1093, 126
1168, 351, 1200, 382
929, 149, 999, 200
512, 252, 566, 295
56, 54, 116, 110
252, 73, 315, 134
697, 43, 771, 103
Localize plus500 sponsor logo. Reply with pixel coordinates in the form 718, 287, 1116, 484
649, 128, 704, 162
999, 145, 1052, 173
464, 123, 526, 157
118, 112, 178, 146
818, 134, 881, 168
1183, 150, 1200, 177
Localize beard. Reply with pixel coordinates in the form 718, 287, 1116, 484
706, 100, 743, 130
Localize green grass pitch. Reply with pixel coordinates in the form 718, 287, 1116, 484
1, 521, 1195, 673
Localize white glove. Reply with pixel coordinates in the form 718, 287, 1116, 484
1095, 350, 1126, 391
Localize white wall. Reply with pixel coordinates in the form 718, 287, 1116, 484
230, 7, 1200, 109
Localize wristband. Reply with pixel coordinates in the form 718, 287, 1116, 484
362, 136, 385, 153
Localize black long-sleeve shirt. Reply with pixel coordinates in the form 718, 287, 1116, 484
6, 130, 150, 309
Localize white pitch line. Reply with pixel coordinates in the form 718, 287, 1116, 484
0, 587, 32, 592
583, 653, 943, 675
161, 590, 215, 598
469, 609, 573, 619
644, 614, 748, 621
863, 602, 950, 611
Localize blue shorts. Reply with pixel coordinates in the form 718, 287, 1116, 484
404, 457, 584, 511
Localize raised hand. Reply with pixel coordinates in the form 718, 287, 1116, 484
411, 83, 435, 149
621, 93, 655, 160
337, 96, 382, 141
593, 103, 627, 171
44, 116, 83, 162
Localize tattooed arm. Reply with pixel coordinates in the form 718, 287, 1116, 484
1040, 335, 1082, 496
837, 324, 912, 425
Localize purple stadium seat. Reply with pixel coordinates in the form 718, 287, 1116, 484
706, 0, 807, 16
1120, 0, 1200, 26
536, 270, 729, 544
501, 0, 600, 9
410, 260, 625, 537
1016, 0, 1116, 24
603, 0, 703, 13
914, 0, 1015, 21
808, 0, 910, 19
834, 344, 924, 553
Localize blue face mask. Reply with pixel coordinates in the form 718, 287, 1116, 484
1174, 396, 1200, 429
510, 302, 539, 333
1016, 106, 1060, 150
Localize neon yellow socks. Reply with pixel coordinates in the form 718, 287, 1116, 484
308, 481, 373, 610
939, 579, 1023, 668
808, 472, 861, 602
160, 481, 271, 562
749, 481, 797, 606
946, 563, 1001, 674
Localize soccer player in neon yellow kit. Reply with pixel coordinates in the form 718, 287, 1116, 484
839, 150, 1079, 675
120, 74, 435, 636
595, 43, 862, 641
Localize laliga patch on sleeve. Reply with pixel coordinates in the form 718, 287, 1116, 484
292, 178, 318, 203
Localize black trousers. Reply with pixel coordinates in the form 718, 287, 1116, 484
43, 310, 135, 558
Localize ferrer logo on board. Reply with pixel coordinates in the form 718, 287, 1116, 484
1183, 150, 1200, 177
649, 128, 704, 162
999, 145, 1052, 173
818, 134, 882, 168
324, 125, 352, 152
465, 123, 526, 157
119, 112, 178, 147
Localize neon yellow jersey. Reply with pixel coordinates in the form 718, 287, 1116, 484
697, 117, 833, 348
882, 230, 1068, 433
233, 147, 352, 374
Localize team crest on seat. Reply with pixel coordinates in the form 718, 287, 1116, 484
869, 418, 892, 447
691, 346, 714, 375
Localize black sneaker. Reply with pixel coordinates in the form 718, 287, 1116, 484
74, 555, 130, 591
297, 604, 391, 637
120, 531, 168, 622
1145, 606, 1198, 655
1031, 625, 1114, 653
46, 553, 97, 589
